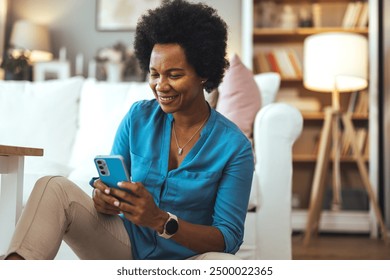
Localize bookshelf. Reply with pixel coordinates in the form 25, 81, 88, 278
253, 27, 368, 41
246, 0, 374, 234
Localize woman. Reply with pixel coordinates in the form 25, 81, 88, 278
5, 0, 253, 260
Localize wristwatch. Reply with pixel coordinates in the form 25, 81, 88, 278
158, 212, 179, 239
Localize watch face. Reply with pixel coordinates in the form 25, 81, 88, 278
165, 219, 179, 235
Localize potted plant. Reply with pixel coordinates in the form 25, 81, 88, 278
0, 52, 30, 80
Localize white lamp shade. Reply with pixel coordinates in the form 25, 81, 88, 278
303, 32, 368, 93
10, 20, 51, 52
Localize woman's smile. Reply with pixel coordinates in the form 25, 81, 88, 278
157, 94, 180, 104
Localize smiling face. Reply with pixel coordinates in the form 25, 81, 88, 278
149, 43, 206, 115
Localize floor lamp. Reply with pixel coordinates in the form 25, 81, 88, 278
302, 32, 388, 245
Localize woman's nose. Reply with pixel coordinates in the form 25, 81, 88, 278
156, 78, 170, 92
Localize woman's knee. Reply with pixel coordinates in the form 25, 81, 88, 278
34, 176, 66, 192
32, 176, 77, 201
35, 175, 62, 187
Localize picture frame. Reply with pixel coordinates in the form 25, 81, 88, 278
96, 0, 161, 31
33, 61, 70, 81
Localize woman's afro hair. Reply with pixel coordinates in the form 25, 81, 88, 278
134, 0, 229, 92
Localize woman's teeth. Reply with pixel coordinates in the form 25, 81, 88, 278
160, 96, 176, 101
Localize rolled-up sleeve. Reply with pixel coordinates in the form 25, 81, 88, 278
212, 138, 254, 253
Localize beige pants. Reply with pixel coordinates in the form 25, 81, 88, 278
6, 176, 240, 260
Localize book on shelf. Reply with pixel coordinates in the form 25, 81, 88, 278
347, 90, 368, 115
355, 128, 367, 154
266, 52, 281, 73
350, 1, 363, 28
254, 49, 302, 79
287, 50, 302, 79
347, 91, 359, 113
254, 52, 271, 73
354, 90, 369, 115
341, 128, 367, 155
342, 2, 355, 28
273, 50, 296, 79
357, 2, 369, 28
341, 131, 353, 156
331, 128, 367, 157
277, 96, 321, 113
342, 1, 368, 28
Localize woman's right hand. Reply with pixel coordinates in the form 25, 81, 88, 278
92, 179, 121, 215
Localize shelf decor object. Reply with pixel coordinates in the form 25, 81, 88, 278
302, 32, 387, 245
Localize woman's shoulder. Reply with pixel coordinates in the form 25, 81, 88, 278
119, 99, 161, 125
126, 99, 161, 118
130, 99, 159, 112
212, 109, 250, 144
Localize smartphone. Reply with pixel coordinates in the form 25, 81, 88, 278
94, 155, 130, 189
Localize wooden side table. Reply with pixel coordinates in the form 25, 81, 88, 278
0, 145, 43, 255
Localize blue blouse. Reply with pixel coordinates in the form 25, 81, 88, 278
110, 99, 254, 260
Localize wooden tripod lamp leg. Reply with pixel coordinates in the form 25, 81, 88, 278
331, 113, 342, 210
341, 113, 388, 242
331, 89, 342, 210
304, 107, 334, 246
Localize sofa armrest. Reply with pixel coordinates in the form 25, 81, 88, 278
253, 103, 303, 259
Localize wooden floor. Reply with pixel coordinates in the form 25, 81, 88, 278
2, 233, 389, 260
292, 232, 390, 260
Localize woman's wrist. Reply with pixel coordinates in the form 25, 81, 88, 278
152, 210, 169, 234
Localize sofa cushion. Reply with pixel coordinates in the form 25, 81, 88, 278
254, 72, 281, 108
216, 54, 261, 141
68, 79, 155, 192
0, 77, 84, 201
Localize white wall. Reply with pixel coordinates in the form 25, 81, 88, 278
204, 0, 242, 58
7, 0, 243, 76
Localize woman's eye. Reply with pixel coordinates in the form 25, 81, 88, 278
150, 73, 159, 78
170, 74, 182, 79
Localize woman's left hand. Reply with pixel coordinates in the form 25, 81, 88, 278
111, 182, 225, 253
109, 181, 167, 232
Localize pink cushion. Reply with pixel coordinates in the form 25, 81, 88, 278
216, 54, 261, 140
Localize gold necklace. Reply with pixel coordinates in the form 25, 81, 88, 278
172, 116, 208, 156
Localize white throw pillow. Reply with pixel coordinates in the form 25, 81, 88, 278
254, 72, 281, 108
0, 77, 84, 202
68, 79, 155, 192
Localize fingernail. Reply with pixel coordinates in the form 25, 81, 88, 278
114, 201, 120, 207
104, 188, 110, 195
117, 182, 123, 187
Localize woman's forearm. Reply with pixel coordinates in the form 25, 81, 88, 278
170, 219, 225, 254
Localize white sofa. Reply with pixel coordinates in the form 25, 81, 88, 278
0, 76, 303, 260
